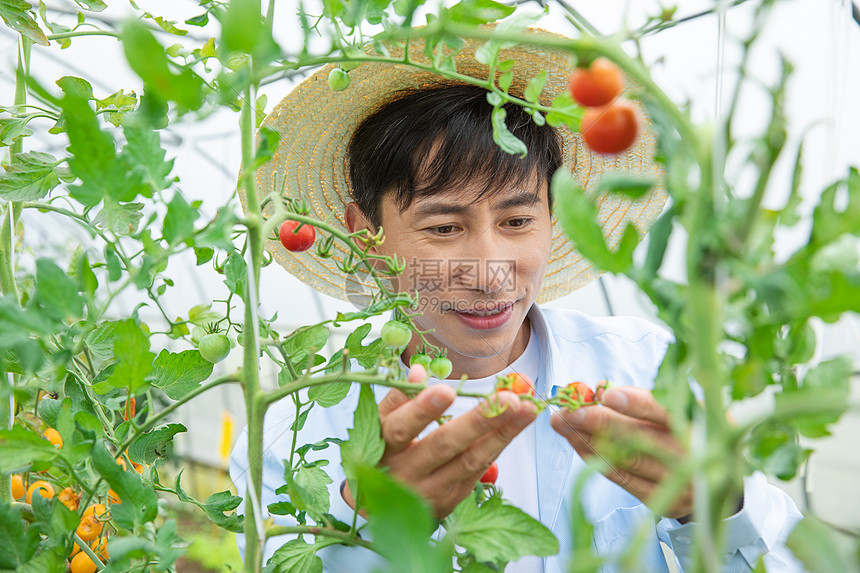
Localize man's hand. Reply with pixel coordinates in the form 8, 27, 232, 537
342, 366, 538, 519
550, 386, 693, 519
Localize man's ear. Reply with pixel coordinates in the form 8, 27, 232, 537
344, 202, 379, 254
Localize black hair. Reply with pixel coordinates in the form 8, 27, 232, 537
347, 84, 563, 229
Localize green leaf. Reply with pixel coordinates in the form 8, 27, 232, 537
340, 384, 385, 486
491, 106, 527, 157
747, 422, 810, 480
58, 78, 144, 207
32, 257, 84, 321
283, 323, 330, 371
498, 71, 513, 93
74, 0, 107, 11
264, 537, 339, 573
93, 198, 144, 234
92, 441, 159, 528
357, 465, 451, 573
151, 349, 213, 399
393, 0, 426, 17
447, 0, 514, 25
545, 92, 583, 130
308, 376, 351, 408
0, 116, 34, 146
524, 70, 547, 104
105, 318, 156, 393
162, 191, 199, 244
129, 423, 186, 465
0, 425, 60, 472
122, 19, 204, 111
773, 357, 853, 438
787, 516, 852, 573
596, 175, 655, 199
0, 502, 40, 569
202, 490, 244, 532
123, 126, 175, 192
552, 169, 639, 273
255, 125, 280, 167
448, 493, 558, 563
284, 464, 333, 517
186, 12, 209, 26
220, 0, 279, 61
0, 0, 49, 45
810, 167, 860, 247
224, 250, 247, 294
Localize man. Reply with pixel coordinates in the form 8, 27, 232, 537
232, 36, 804, 572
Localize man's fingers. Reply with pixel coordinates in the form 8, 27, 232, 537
432, 398, 538, 484
554, 405, 675, 453
378, 364, 428, 418
601, 387, 671, 427
380, 385, 456, 455
402, 392, 523, 476
561, 426, 673, 484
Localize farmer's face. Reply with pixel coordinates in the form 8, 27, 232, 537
346, 177, 554, 379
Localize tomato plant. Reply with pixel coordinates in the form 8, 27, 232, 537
0, 1, 857, 573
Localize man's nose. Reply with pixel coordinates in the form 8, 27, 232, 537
453, 232, 515, 293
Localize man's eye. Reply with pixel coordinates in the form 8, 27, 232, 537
432, 225, 457, 235
507, 218, 533, 228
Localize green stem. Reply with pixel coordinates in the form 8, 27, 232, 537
260, 371, 425, 407
46, 30, 120, 41
239, 55, 268, 572
266, 525, 373, 550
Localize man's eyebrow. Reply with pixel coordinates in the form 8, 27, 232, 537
412, 191, 542, 217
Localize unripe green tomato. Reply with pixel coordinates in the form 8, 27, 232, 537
409, 353, 433, 370
380, 321, 411, 349
191, 325, 207, 345
328, 68, 350, 92
199, 333, 231, 363
429, 356, 453, 379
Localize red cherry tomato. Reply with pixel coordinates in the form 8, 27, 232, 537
561, 381, 595, 406
581, 101, 640, 155
567, 57, 624, 107
495, 372, 535, 396
480, 462, 498, 484
279, 220, 316, 252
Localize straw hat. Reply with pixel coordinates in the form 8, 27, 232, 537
244, 28, 667, 307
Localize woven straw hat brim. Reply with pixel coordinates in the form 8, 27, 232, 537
244, 30, 668, 307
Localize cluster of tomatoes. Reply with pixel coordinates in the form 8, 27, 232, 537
567, 57, 640, 155
475, 375, 612, 486
10, 427, 143, 573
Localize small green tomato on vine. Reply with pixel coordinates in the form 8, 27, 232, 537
428, 356, 453, 379
381, 320, 412, 349
328, 67, 351, 92
409, 353, 433, 370
199, 333, 231, 363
